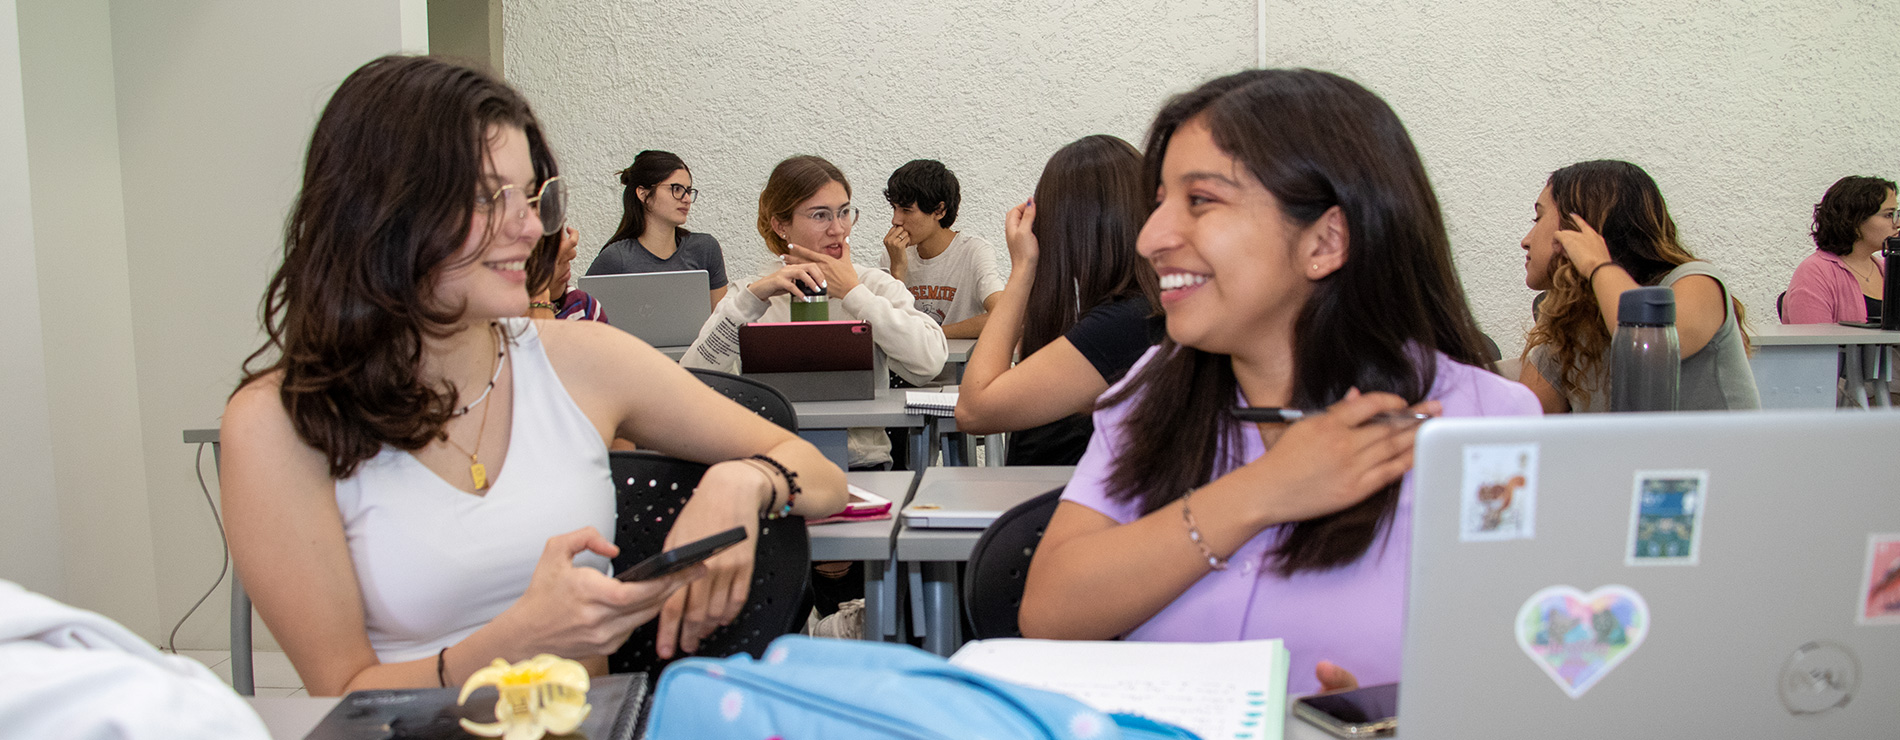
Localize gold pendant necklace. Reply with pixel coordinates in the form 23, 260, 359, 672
441, 323, 504, 490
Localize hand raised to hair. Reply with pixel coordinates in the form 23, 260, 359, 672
1553, 213, 1613, 277
1004, 199, 1040, 272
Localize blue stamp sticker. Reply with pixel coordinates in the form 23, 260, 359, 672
1626, 470, 1708, 566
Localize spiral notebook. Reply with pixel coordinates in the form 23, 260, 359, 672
904, 390, 958, 417
949, 638, 1290, 740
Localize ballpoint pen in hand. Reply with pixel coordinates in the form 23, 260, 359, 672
1230, 407, 1434, 424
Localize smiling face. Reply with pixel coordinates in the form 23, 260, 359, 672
1137, 118, 1316, 359
1521, 185, 1563, 291
643, 168, 694, 228
890, 202, 943, 243
775, 180, 853, 260
432, 124, 541, 320
1857, 188, 1899, 251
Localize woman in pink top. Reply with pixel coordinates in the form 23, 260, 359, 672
1784, 176, 1897, 324
1019, 70, 1540, 696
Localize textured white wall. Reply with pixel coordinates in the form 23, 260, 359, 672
1264, 0, 1900, 356
502, 1, 1253, 287
507, 0, 1896, 360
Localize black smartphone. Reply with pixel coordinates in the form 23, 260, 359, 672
614, 526, 747, 582
1292, 682, 1398, 738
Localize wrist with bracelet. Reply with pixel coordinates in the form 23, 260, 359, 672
1180, 488, 1228, 571
730, 455, 800, 519
530, 300, 559, 312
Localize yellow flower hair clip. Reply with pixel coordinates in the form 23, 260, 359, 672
456, 654, 592, 740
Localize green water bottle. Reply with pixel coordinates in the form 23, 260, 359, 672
789, 279, 828, 321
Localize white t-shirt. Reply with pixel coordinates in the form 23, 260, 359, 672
879, 232, 1006, 326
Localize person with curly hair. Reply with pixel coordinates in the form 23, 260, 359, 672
1783, 176, 1898, 324
1517, 160, 1759, 413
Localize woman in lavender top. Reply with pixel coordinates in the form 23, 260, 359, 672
1019, 69, 1540, 696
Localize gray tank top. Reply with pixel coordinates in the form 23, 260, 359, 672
1530, 261, 1761, 412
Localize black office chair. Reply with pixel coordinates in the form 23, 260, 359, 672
607, 451, 811, 675
1777, 291, 1787, 323
687, 368, 798, 432
962, 488, 1064, 639
1478, 333, 1503, 363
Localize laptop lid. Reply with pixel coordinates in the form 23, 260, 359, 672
901, 467, 1075, 529
575, 270, 710, 348
737, 321, 873, 374
1401, 411, 1899, 739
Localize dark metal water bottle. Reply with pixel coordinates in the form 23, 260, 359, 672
1610, 286, 1680, 412
1882, 236, 1900, 331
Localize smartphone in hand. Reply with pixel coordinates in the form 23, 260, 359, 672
615, 526, 747, 582
1292, 682, 1398, 738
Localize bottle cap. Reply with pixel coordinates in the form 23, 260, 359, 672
1617, 286, 1676, 326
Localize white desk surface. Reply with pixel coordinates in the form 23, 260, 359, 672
1749, 322, 1900, 345
946, 338, 975, 364
247, 696, 338, 739
793, 386, 933, 429
809, 470, 911, 561
896, 466, 1076, 561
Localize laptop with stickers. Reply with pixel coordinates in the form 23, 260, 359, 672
1400, 411, 1899, 739
575, 270, 711, 348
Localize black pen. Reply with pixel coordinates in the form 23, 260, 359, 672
1230, 407, 1434, 424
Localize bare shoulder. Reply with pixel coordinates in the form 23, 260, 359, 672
533, 319, 673, 378
224, 370, 292, 439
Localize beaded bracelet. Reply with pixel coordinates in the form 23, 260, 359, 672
530, 301, 560, 312
1180, 488, 1228, 571
744, 454, 800, 519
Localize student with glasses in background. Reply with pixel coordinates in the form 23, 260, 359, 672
1784, 176, 1899, 325
218, 57, 846, 695
683, 154, 947, 471
588, 150, 731, 310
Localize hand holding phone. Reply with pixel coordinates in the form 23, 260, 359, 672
1293, 682, 1398, 738
616, 526, 747, 582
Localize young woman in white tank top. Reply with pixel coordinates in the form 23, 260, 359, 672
218, 56, 846, 696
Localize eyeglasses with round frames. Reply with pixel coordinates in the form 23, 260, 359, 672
800, 206, 858, 227
478, 176, 567, 236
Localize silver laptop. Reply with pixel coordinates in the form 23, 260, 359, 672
575, 270, 711, 348
1401, 411, 1900, 739
901, 467, 1075, 529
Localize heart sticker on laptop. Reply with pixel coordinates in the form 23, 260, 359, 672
1514, 584, 1649, 699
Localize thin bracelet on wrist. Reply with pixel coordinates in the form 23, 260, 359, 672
436, 646, 450, 687
1585, 261, 1620, 285
1180, 488, 1228, 571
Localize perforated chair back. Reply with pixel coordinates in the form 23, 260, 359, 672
606, 451, 811, 675
687, 368, 799, 432
962, 487, 1064, 640
1777, 290, 1787, 323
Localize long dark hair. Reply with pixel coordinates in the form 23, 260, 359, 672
1812, 175, 1897, 256
238, 55, 555, 479
1523, 160, 1743, 406
605, 150, 691, 248
1105, 69, 1492, 576
1020, 135, 1158, 357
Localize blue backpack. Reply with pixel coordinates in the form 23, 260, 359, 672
646, 636, 1198, 740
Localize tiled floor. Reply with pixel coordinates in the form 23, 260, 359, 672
175, 650, 306, 698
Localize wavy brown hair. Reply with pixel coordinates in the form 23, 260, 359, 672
238, 55, 556, 478
1812, 175, 1897, 256
1105, 69, 1494, 576
1019, 135, 1158, 358
1521, 160, 1745, 407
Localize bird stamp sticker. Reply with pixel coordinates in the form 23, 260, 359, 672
1626, 470, 1708, 566
1459, 443, 1538, 542
1858, 533, 1900, 626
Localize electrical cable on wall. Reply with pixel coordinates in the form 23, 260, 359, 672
165, 442, 229, 655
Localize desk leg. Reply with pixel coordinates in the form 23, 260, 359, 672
1845, 345, 1871, 408
985, 434, 1005, 466
231, 577, 254, 696
864, 557, 900, 641
799, 429, 851, 470
918, 562, 962, 657
1877, 346, 1894, 409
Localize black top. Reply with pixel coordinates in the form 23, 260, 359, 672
1007, 296, 1164, 466
1866, 295, 1883, 324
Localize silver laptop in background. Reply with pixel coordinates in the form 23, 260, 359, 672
1401, 411, 1899, 739
901, 467, 1075, 529
575, 270, 711, 349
